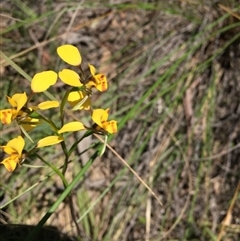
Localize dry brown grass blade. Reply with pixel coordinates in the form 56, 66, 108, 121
192, 143, 240, 162
0, 11, 114, 67
145, 111, 183, 241
161, 115, 193, 239
218, 4, 240, 20
94, 134, 163, 207
217, 181, 240, 241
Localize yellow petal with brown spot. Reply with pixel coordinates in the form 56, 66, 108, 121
104, 120, 118, 134
1, 157, 18, 172
0, 109, 13, 124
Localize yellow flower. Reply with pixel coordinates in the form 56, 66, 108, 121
92, 109, 117, 134
31, 70, 58, 93
57, 45, 82, 66
57, 44, 108, 109
86, 64, 108, 92
0, 92, 27, 124
18, 100, 59, 131
57, 44, 108, 92
0, 92, 59, 131
0, 136, 25, 172
58, 69, 91, 110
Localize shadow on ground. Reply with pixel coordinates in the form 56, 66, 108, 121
0, 224, 75, 241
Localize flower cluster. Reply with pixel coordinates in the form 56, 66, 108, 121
0, 45, 117, 172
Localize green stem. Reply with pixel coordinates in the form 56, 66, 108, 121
60, 89, 70, 126
24, 152, 97, 241
36, 153, 68, 187
68, 130, 94, 157
61, 141, 69, 175
37, 113, 59, 133
29, 110, 59, 133
78, 64, 87, 82
26, 91, 35, 106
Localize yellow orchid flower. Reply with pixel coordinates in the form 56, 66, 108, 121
92, 108, 117, 134
57, 44, 108, 92
57, 44, 108, 110
58, 69, 91, 110
86, 64, 108, 92
31, 70, 58, 93
58, 64, 108, 92
0, 92, 59, 132
57, 45, 82, 66
0, 92, 27, 124
0, 136, 25, 172
17, 101, 59, 131
58, 65, 108, 92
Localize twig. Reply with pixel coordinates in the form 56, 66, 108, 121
94, 134, 163, 207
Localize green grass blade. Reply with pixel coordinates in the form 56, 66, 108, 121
23, 151, 98, 241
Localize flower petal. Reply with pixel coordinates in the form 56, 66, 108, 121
20, 117, 41, 131
94, 74, 108, 92
6, 96, 17, 108
85, 80, 97, 89
37, 136, 64, 148
0, 145, 16, 155
0, 109, 14, 124
104, 120, 118, 134
68, 91, 91, 110
92, 109, 109, 127
58, 69, 82, 87
11, 93, 28, 112
1, 156, 18, 172
88, 64, 96, 76
68, 91, 85, 102
31, 71, 58, 93
38, 101, 59, 110
57, 45, 82, 66
7, 136, 25, 156
85, 74, 108, 92
58, 122, 85, 134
